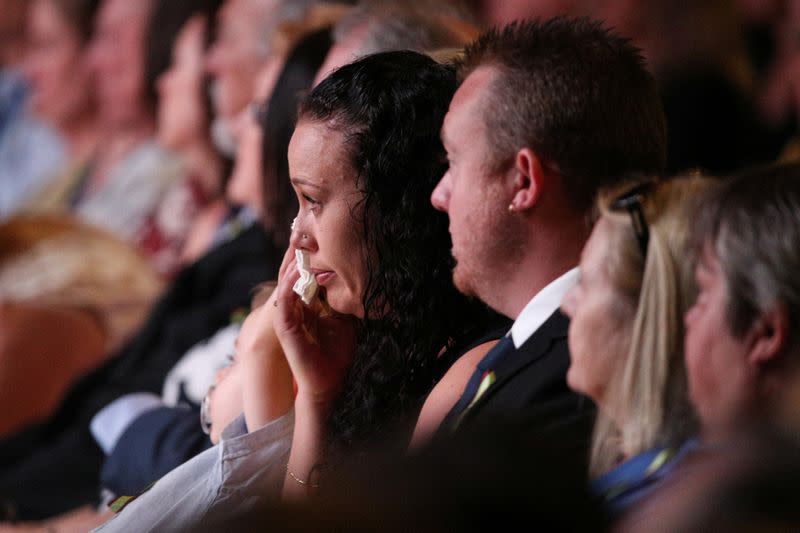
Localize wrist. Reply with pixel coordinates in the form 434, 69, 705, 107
294, 390, 336, 418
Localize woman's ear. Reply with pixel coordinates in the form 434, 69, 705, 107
508, 148, 546, 212
748, 304, 789, 369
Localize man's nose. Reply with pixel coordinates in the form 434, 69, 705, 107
430, 175, 450, 212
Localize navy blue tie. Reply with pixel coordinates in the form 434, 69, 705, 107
446, 335, 516, 429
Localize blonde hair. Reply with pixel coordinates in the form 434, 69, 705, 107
428, 47, 465, 65
589, 174, 717, 476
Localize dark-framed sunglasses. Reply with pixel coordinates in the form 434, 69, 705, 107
610, 181, 655, 256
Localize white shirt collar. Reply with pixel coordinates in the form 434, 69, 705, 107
509, 267, 579, 348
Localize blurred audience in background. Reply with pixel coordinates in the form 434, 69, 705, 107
59, 0, 181, 241
205, 0, 310, 157
0, 215, 162, 438
136, 0, 227, 278
3, 1, 800, 532
585, 0, 786, 175
314, 0, 477, 84
0, 0, 67, 218
21, 0, 102, 213
91, 17, 333, 509
461, 0, 792, 174
0, 2, 326, 526
176, 0, 314, 264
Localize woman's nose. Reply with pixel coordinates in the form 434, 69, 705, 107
289, 218, 315, 251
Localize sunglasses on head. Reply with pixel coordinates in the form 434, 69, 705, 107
609, 181, 655, 256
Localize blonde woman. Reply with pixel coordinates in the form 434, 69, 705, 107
560, 175, 717, 516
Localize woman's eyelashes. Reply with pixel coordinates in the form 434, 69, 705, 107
298, 191, 321, 213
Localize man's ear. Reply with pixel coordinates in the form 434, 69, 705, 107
508, 148, 546, 212
748, 304, 789, 370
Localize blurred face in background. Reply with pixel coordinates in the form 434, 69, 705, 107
226, 55, 283, 214
87, 0, 151, 127
24, 0, 95, 129
156, 16, 208, 150
205, 0, 271, 122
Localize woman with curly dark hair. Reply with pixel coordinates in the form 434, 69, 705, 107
90, 50, 504, 531
271, 49, 507, 499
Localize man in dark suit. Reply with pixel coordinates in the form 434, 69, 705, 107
430, 18, 668, 461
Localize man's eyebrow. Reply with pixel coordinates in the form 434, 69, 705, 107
290, 177, 323, 189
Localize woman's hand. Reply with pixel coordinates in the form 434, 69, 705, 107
236, 244, 297, 368
236, 291, 295, 431
272, 250, 358, 411
235, 247, 301, 430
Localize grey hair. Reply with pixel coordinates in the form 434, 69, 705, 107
252, 0, 314, 56
695, 164, 800, 354
332, 0, 471, 55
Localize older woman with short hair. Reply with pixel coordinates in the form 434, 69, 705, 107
685, 162, 800, 444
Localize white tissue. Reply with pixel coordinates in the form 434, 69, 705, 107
293, 249, 318, 305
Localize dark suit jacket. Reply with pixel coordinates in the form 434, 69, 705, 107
438, 309, 595, 473
0, 223, 279, 521
100, 405, 211, 497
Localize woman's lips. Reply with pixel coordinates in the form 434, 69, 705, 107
312, 270, 335, 285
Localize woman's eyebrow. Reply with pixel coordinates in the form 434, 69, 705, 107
290, 177, 323, 189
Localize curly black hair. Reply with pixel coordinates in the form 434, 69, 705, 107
298, 51, 493, 453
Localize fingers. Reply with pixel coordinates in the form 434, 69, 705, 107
275, 253, 297, 304
276, 263, 301, 305
278, 245, 297, 281
274, 264, 304, 335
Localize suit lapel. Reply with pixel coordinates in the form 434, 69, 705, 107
464, 309, 569, 414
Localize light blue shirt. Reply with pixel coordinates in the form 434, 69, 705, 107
93, 410, 295, 533
0, 70, 66, 218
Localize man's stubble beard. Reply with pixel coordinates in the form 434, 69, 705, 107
451, 207, 526, 310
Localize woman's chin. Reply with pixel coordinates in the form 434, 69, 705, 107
322, 287, 363, 319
